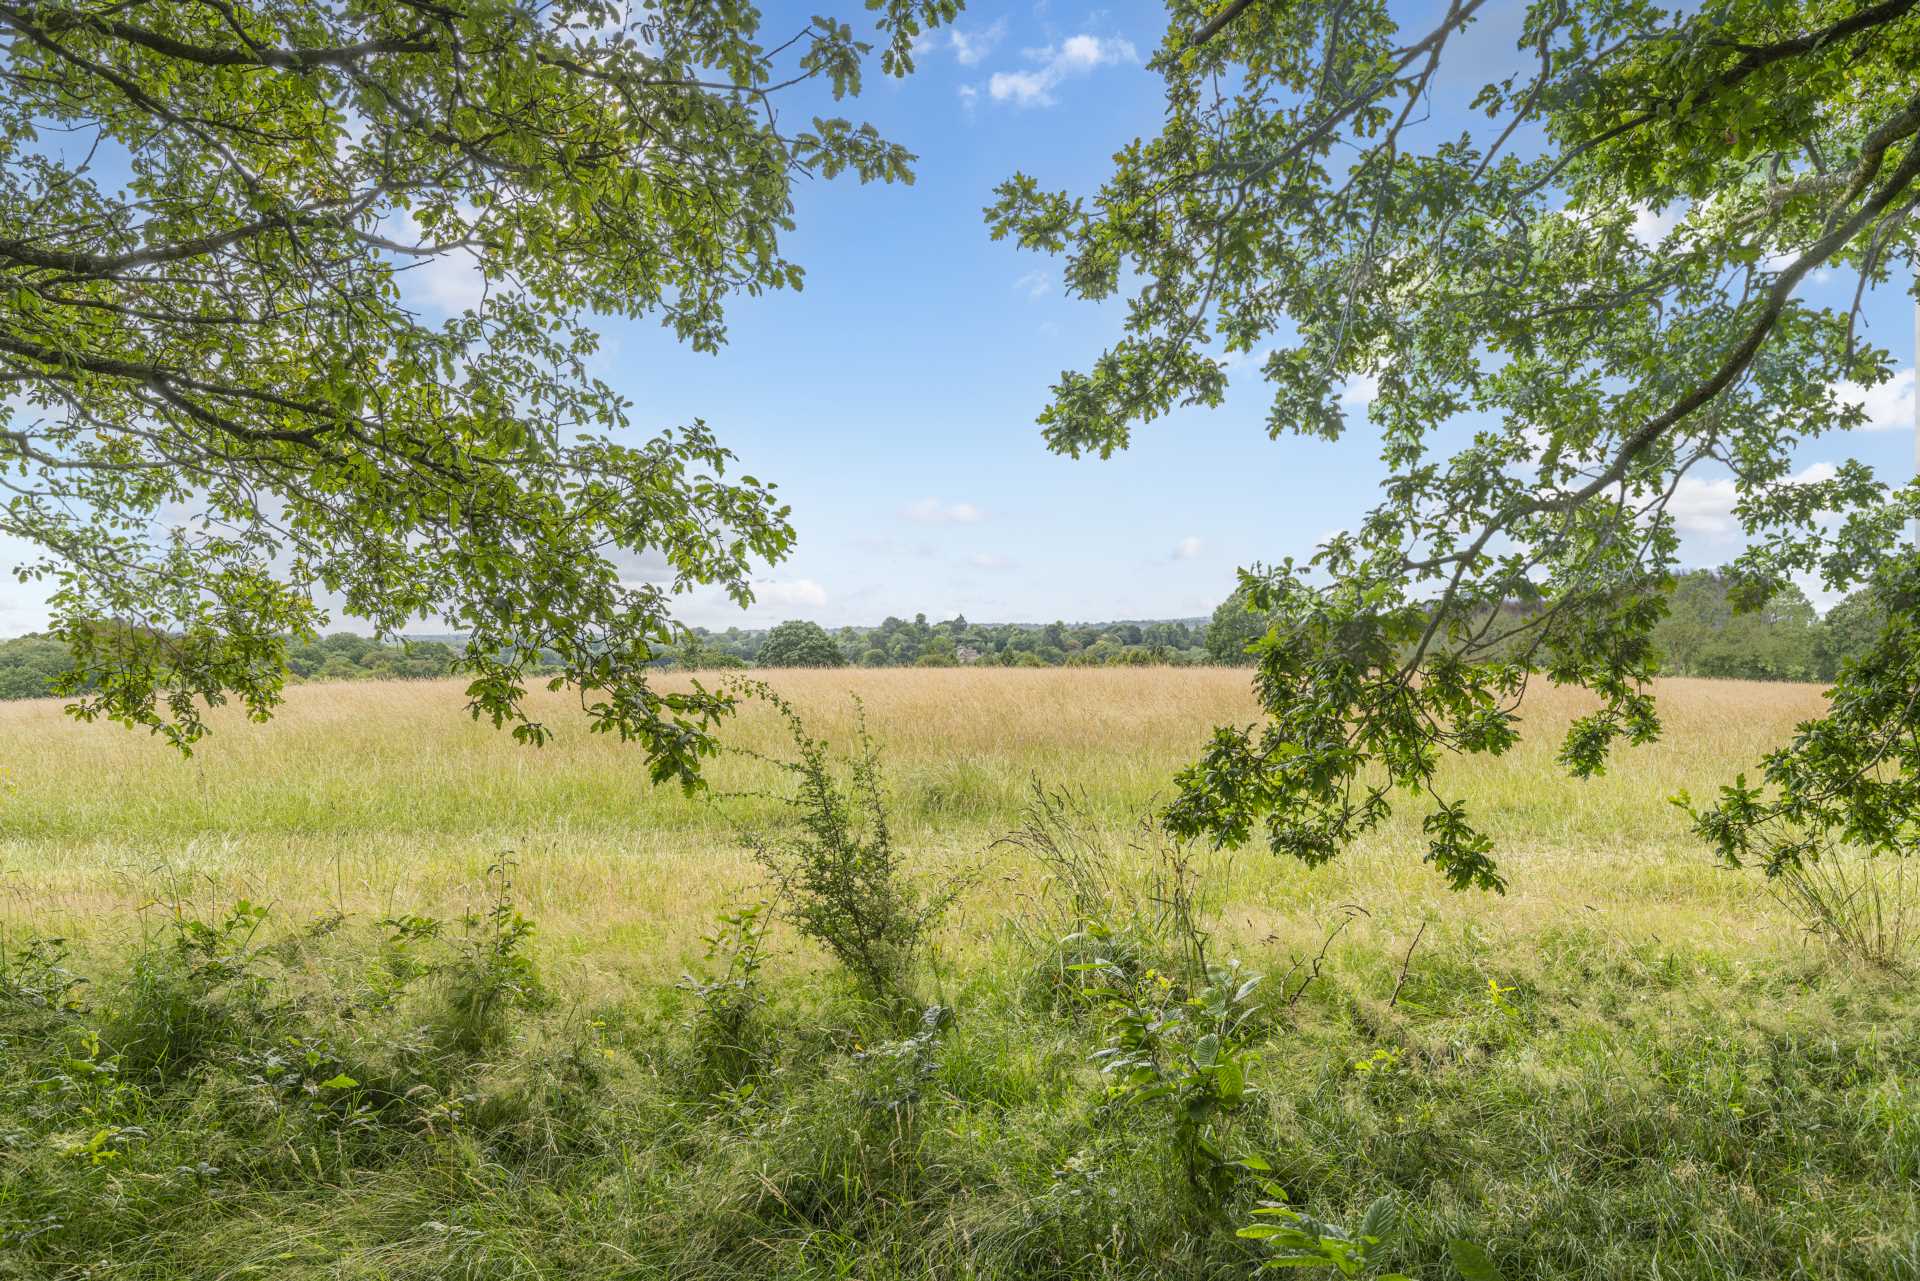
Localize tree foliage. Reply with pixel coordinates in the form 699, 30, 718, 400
0, 0, 956, 776
755, 619, 847, 668
676, 612, 1209, 668
990, 0, 1920, 888
1204, 583, 1274, 665
1655, 570, 1820, 681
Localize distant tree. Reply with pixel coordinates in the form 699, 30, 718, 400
1651, 573, 1728, 677
673, 634, 746, 673
1204, 587, 1273, 666
1653, 571, 1819, 682
1, 0, 956, 772
0, 636, 75, 699
366, 640, 459, 680
757, 621, 847, 669
1815, 588, 1888, 681
1698, 587, 1818, 682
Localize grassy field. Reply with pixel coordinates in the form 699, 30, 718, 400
2, 670, 1917, 1279
0, 670, 1828, 961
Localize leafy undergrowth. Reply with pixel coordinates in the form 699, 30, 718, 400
3, 869, 1917, 1281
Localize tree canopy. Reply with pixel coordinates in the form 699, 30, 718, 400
1656, 570, 1820, 681
1204, 584, 1274, 665
0, 0, 955, 779
755, 619, 847, 668
0, 633, 72, 698
990, 0, 1920, 888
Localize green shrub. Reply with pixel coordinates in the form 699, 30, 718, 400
739, 687, 969, 1007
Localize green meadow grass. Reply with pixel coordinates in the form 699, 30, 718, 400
2, 670, 1916, 1279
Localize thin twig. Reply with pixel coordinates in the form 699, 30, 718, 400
1388, 920, 1428, 1009
1284, 904, 1367, 1008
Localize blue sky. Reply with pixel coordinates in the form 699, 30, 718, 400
2, 0, 1915, 633
591, 0, 1308, 629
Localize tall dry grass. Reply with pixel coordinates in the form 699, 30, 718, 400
0, 669, 1831, 973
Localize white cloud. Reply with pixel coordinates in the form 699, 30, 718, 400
1670, 462, 1837, 539
903, 498, 985, 524
988, 69, 1055, 107
1055, 33, 1132, 71
1834, 368, 1915, 433
1630, 203, 1683, 248
390, 207, 491, 314
1172, 536, 1204, 560
949, 19, 1006, 65
1014, 270, 1052, 299
1668, 475, 1741, 538
919, 20, 1006, 66
409, 251, 488, 314
1340, 372, 1380, 406
1216, 345, 1274, 373
969, 552, 1015, 571
755, 578, 828, 608
957, 83, 979, 114
988, 33, 1137, 107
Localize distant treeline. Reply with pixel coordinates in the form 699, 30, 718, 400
674, 571, 1890, 680
0, 570, 1887, 698
0, 633, 464, 700
0, 616, 1221, 699
671, 614, 1215, 670
1649, 569, 1881, 683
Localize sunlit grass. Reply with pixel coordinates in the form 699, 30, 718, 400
0, 669, 1828, 974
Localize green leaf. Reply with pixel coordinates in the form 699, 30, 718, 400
1449, 1239, 1507, 1281
1194, 1032, 1220, 1067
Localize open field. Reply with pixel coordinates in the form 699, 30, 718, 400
3, 670, 1918, 1280
0, 670, 1832, 963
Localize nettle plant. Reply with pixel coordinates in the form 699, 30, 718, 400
677, 901, 774, 1092
1084, 954, 1266, 1210
990, 0, 1920, 889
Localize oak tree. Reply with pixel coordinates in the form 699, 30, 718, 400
991, 0, 1920, 886
0, 0, 954, 779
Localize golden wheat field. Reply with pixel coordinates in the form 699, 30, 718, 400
0, 669, 1831, 977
